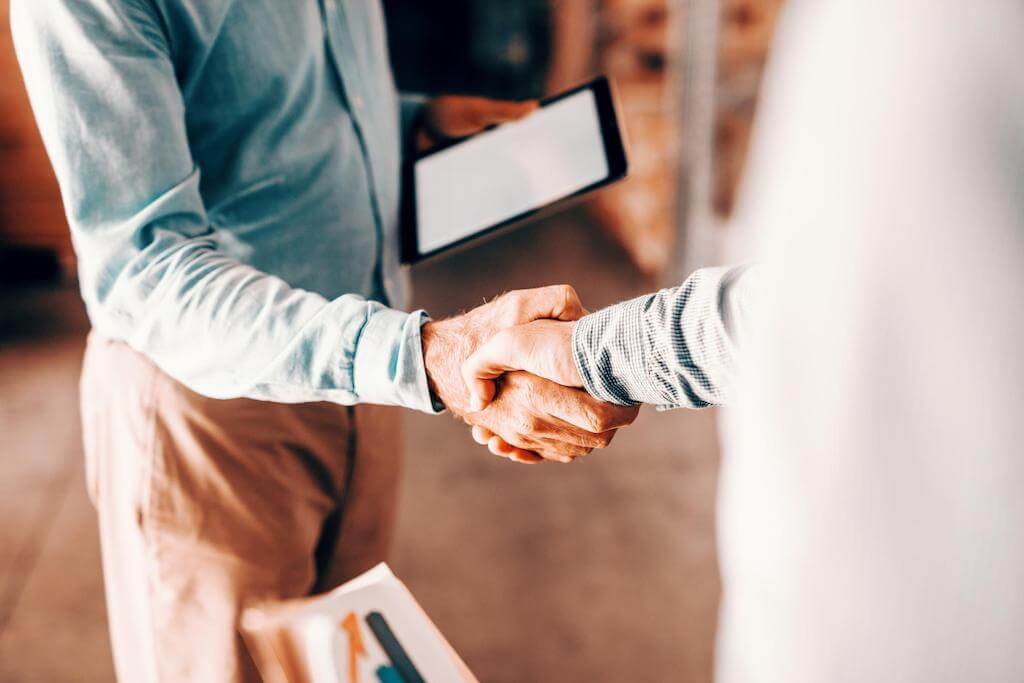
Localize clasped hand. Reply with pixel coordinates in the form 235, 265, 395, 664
416, 97, 637, 464
422, 286, 638, 465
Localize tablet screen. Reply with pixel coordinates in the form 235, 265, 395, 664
414, 88, 611, 256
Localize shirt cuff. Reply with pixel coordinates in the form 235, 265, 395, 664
571, 301, 649, 407
352, 307, 443, 415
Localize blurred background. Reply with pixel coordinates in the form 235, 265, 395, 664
0, 0, 783, 680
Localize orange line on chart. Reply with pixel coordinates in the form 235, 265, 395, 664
341, 612, 367, 683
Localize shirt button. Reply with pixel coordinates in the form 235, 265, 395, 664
353, 95, 365, 110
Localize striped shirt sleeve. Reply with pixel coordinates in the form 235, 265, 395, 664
572, 265, 758, 410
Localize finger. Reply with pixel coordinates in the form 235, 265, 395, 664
487, 436, 543, 464
483, 419, 574, 464
466, 380, 496, 413
499, 285, 585, 326
523, 433, 582, 463
537, 418, 618, 450
524, 442, 574, 464
535, 381, 641, 434
466, 100, 539, 130
510, 451, 544, 465
485, 99, 539, 122
464, 321, 582, 412
480, 421, 550, 461
536, 436, 593, 459
462, 330, 521, 410
472, 425, 494, 445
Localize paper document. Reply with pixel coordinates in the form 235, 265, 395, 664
242, 564, 477, 683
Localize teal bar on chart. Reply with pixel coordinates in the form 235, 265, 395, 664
376, 665, 403, 683
366, 612, 424, 683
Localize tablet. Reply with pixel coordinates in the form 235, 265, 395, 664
401, 76, 628, 263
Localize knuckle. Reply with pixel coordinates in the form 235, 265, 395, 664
499, 371, 523, 395
556, 283, 579, 302
568, 444, 593, 458
514, 415, 539, 435
514, 372, 540, 396
505, 304, 526, 327
492, 291, 517, 317
494, 327, 515, 347
554, 284, 581, 312
587, 406, 612, 432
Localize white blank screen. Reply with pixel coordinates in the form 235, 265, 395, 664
415, 89, 610, 255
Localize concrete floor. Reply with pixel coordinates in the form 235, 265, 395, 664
0, 211, 721, 682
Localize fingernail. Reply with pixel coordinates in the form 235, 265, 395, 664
470, 396, 485, 412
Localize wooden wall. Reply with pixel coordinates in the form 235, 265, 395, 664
590, 0, 682, 276
567, 0, 783, 275
714, 0, 784, 216
0, 1, 75, 274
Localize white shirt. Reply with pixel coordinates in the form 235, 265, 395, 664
718, 1, 1024, 681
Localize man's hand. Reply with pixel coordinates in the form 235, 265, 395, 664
459, 318, 627, 463
417, 96, 538, 152
461, 319, 582, 410
463, 371, 636, 464
421, 286, 638, 464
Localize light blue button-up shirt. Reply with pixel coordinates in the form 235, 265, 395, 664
12, 0, 439, 412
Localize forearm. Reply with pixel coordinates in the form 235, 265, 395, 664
13, 2, 438, 413
84, 196, 435, 411
572, 265, 758, 409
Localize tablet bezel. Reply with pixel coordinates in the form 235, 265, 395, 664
400, 75, 629, 264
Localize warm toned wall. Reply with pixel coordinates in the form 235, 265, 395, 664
0, 0, 782, 280
590, 0, 682, 276
0, 1, 74, 272
712, 0, 783, 216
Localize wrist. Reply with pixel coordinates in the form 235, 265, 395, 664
563, 320, 585, 387
421, 319, 480, 416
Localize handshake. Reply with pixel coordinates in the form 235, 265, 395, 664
421, 285, 639, 464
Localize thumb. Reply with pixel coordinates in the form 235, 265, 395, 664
499, 284, 586, 327
461, 329, 524, 411
485, 99, 539, 123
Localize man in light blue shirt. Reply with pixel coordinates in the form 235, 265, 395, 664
12, 1, 637, 678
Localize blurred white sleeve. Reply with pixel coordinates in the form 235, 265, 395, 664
718, 1, 1024, 682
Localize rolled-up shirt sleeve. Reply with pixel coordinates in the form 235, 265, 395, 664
572, 265, 758, 410
12, 0, 439, 413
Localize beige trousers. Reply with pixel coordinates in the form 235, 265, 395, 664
80, 333, 402, 682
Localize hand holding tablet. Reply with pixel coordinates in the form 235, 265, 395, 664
402, 76, 629, 263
